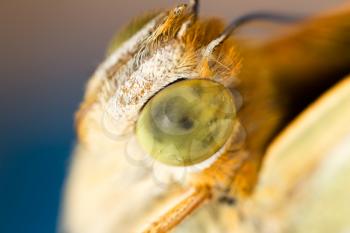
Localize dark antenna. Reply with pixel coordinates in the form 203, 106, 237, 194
189, 0, 200, 17
222, 12, 303, 38
177, 0, 200, 38
204, 12, 304, 56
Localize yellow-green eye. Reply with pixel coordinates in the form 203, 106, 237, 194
136, 79, 236, 166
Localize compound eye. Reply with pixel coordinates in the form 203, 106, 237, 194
136, 79, 236, 166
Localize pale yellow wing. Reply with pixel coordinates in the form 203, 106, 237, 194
237, 76, 350, 233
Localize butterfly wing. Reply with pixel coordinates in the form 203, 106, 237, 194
242, 75, 350, 233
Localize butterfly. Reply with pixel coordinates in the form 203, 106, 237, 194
60, 1, 350, 232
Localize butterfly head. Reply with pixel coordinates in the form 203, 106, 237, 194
76, 1, 242, 169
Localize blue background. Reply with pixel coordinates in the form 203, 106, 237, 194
0, 0, 339, 232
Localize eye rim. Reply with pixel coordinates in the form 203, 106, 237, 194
135, 78, 237, 167
138, 78, 187, 113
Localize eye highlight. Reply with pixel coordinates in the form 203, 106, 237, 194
136, 79, 236, 166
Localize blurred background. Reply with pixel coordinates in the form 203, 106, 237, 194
0, 0, 345, 232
